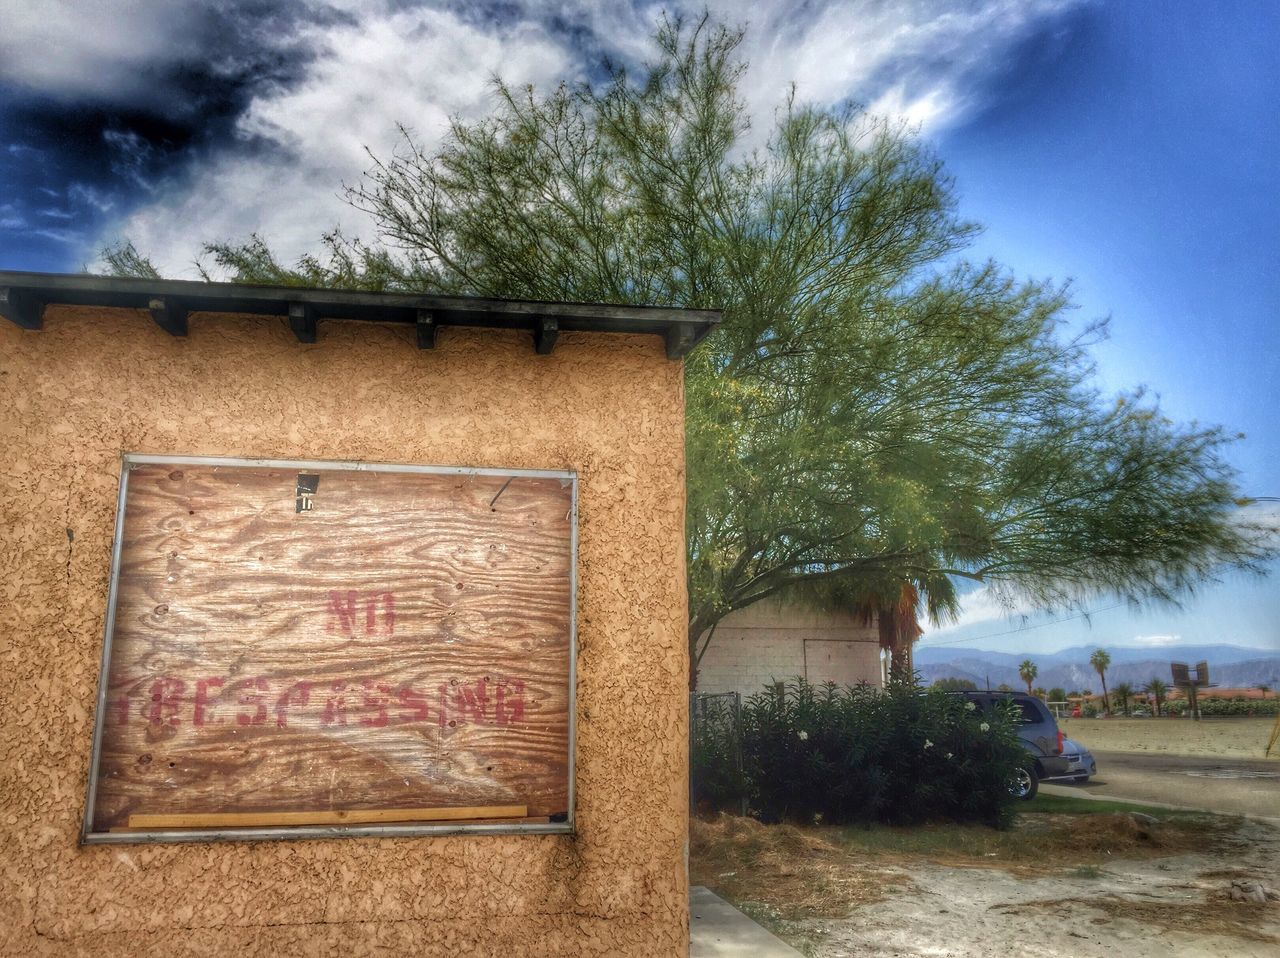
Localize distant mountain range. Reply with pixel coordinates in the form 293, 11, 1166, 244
915, 643, 1280, 692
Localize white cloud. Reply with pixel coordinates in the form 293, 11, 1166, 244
0, 1, 199, 102
85, 0, 1085, 275
721, 0, 1080, 135
922, 584, 1040, 636
100, 5, 576, 275
1128, 634, 1183, 647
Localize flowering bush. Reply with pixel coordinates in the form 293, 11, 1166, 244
719, 676, 1025, 828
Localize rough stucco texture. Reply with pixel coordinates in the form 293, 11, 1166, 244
0, 308, 690, 956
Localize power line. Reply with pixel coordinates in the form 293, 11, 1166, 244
922, 602, 1126, 648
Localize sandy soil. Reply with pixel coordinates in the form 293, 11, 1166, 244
1060, 717, 1279, 760
794, 819, 1280, 957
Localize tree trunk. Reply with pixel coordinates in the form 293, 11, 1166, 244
687, 608, 721, 692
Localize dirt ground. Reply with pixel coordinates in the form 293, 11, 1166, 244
1060, 716, 1279, 760
800, 824, 1280, 958
691, 802, 1280, 957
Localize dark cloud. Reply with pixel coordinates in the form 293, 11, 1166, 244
0, 0, 351, 268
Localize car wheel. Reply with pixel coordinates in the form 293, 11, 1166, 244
1011, 766, 1038, 801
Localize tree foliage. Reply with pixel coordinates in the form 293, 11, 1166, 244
105, 17, 1274, 684
1018, 659, 1038, 696
932, 677, 978, 692
1143, 677, 1169, 716
1111, 681, 1135, 716
1090, 648, 1112, 713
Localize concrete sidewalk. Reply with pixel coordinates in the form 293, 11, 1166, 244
690, 886, 804, 957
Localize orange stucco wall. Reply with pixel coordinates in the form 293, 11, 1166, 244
0, 307, 690, 955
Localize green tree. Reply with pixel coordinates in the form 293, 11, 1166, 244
1112, 681, 1135, 717
1144, 677, 1169, 716
1258, 684, 1271, 699
932, 677, 978, 692
1048, 687, 1067, 703
1090, 649, 1112, 715
105, 17, 1275, 685
1018, 659, 1039, 696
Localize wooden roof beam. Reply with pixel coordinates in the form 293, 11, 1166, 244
288, 302, 317, 343
534, 316, 559, 355
416, 309, 436, 349
148, 297, 188, 336
0, 287, 42, 330
665, 324, 698, 361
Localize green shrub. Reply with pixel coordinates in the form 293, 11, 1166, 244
1165, 697, 1280, 716
691, 695, 748, 810
726, 676, 1024, 828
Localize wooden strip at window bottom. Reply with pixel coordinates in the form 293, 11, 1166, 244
126, 805, 529, 830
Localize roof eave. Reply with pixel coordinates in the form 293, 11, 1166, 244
0, 270, 721, 360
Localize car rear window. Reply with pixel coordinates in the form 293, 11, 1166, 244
978, 696, 1049, 724
1014, 700, 1043, 724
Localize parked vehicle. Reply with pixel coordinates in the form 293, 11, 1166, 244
946, 691, 1071, 800
1044, 737, 1097, 783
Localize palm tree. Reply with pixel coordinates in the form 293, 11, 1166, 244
1018, 659, 1038, 696
1145, 678, 1169, 716
1259, 684, 1272, 699
1090, 648, 1112, 715
1113, 682, 1135, 716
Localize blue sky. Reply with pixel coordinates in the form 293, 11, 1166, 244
923, 1, 1279, 654
2, 1, 1276, 654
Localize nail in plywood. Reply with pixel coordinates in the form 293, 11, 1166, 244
86, 459, 574, 838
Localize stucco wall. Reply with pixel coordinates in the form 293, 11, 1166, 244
0, 307, 690, 956
696, 599, 883, 699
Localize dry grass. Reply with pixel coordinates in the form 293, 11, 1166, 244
689, 813, 908, 919
835, 810, 1232, 876
690, 806, 1236, 918
1059, 716, 1279, 760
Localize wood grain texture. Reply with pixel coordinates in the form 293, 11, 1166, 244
90, 462, 573, 832
126, 805, 528, 828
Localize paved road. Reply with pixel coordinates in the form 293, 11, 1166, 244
1055, 749, 1279, 819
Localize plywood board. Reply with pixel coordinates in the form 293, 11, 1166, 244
87, 459, 574, 834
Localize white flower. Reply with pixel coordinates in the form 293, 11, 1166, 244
980, 722, 990, 732
965, 701, 976, 711
798, 730, 808, 741
924, 739, 934, 749
946, 752, 953, 760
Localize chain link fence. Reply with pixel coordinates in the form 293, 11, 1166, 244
690, 691, 747, 814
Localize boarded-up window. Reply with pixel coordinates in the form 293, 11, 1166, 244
83, 455, 576, 842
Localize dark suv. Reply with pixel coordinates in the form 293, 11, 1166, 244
947, 691, 1070, 800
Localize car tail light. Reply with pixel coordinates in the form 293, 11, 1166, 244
1056, 729, 1064, 755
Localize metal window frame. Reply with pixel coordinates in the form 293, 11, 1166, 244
81, 453, 578, 845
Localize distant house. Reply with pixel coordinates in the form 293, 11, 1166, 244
694, 597, 889, 700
